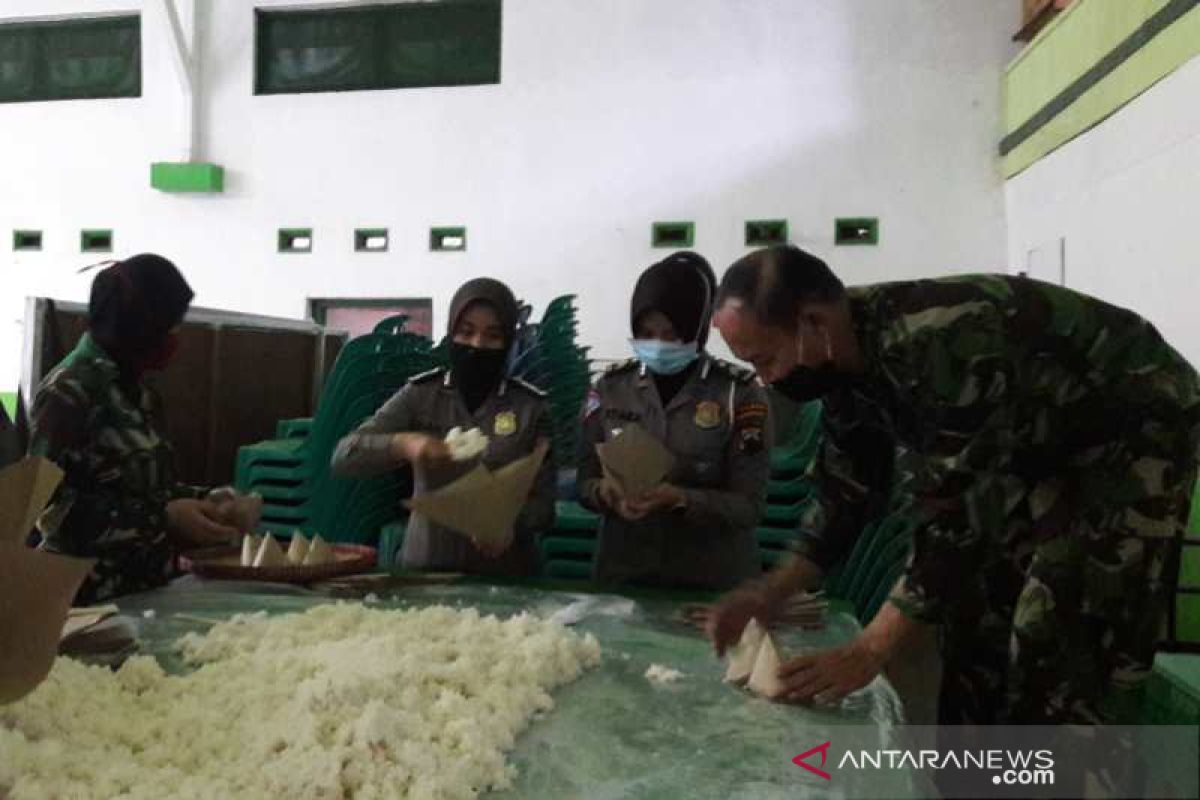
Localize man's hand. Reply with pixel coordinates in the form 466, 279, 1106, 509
774, 602, 919, 705
776, 638, 884, 705
706, 586, 771, 656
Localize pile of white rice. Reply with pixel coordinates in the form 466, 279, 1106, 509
0, 603, 601, 799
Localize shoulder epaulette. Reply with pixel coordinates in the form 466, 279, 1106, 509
407, 367, 446, 385
603, 359, 639, 375
509, 377, 548, 398
710, 358, 756, 385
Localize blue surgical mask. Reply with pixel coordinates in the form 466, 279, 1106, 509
630, 339, 699, 375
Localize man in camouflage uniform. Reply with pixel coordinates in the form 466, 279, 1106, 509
708, 245, 1200, 725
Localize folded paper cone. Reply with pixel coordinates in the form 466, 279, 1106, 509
724, 618, 766, 684
60, 605, 119, 642
303, 535, 335, 566
747, 633, 785, 699
0, 457, 64, 545
253, 534, 285, 568
240, 534, 260, 567
406, 441, 549, 549
286, 532, 309, 565
0, 543, 93, 704
596, 423, 674, 498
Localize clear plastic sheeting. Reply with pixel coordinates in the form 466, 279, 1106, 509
112, 581, 921, 799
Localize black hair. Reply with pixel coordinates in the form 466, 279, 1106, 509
630, 250, 715, 347
716, 245, 845, 329
88, 253, 193, 362
447, 277, 519, 346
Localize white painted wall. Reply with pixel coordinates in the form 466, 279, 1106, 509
1006, 55, 1200, 369
0, 0, 1016, 391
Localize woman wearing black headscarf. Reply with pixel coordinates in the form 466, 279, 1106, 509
30, 254, 240, 604
576, 252, 772, 589
332, 277, 555, 575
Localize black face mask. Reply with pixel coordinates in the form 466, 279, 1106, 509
769, 327, 854, 402
770, 362, 851, 402
449, 341, 508, 412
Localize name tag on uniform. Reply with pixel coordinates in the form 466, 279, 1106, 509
694, 400, 721, 430
494, 410, 518, 437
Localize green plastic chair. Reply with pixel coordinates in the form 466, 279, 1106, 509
766, 475, 816, 503
235, 333, 425, 479
245, 384, 402, 490
377, 519, 407, 569
239, 343, 439, 486
1169, 481, 1200, 643
769, 401, 822, 474
242, 351, 434, 531
760, 549, 790, 569
542, 560, 592, 580
824, 512, 915, 626
372, 315, 410, 334
841, 516, 915, 620
539, 536, 596, 580
554, 501, 600, 534
763, 500, 809, 527
275, 418, 313, 440
539, 536, 598, 561
755, 526, 800, 549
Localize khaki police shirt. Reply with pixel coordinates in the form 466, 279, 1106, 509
577, 355, 771, 590
331, 368, 555, 576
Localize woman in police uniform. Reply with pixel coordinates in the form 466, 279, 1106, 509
332, 277, 555, 576
577, 252, 771, 590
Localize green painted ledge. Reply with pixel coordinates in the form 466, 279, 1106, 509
1002, 0, 1200, 177
151, 162, 225, 193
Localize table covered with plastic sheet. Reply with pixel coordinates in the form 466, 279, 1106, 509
107, 578, 924, 799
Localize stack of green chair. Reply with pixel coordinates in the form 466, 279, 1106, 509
1173, 480, 1200, 645
234, 322, 444, 544
538, 500, 601, 579
754, 401, 823, 571
377, 519, 408, 570
512, 295, 592, 468
823, 512, 917, 626
1138, 481, 1200, 725
266, 316, 413, 447
769, 400, 823, 474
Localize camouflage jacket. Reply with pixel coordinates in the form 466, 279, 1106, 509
29, 333, 200, 602
796, 275, 1200, 621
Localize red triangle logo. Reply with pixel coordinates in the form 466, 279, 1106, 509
792, 741, 832, 780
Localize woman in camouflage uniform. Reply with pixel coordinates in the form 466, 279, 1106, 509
31, 255, 238, 604
708, 245, 1200, 725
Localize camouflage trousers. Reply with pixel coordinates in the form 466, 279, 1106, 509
937, 411, 1200, 725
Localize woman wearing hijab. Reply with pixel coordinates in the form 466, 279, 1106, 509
30, 254, 240, 604
332, 277, 555, 575
576, 252, 772, 590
